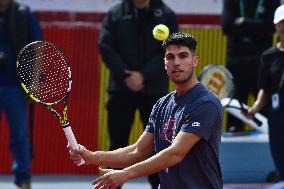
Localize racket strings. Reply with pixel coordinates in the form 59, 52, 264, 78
199, 65, 234, 99
18, 42, 70, 103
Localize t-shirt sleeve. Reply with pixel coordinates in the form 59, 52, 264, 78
145, 103, 157, 133
258, 56, 270, 91
181, 102, 217, 141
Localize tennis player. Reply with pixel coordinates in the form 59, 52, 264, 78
69, 32, 223, 189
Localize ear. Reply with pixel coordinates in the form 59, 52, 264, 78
193, 56, 198, 68
164, 57, 167, 70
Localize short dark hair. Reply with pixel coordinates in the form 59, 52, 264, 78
162, 32, 197, 53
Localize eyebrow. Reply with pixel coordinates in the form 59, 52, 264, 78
165, 51, 190, 56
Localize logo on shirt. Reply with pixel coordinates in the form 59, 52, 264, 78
160, 116, 177, 143
191, 122, 200, 127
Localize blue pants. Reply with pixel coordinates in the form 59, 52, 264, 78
0, 86, 31, 186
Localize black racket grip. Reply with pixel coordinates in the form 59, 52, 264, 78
240, 107, 262, 127
252, 117, 262, 127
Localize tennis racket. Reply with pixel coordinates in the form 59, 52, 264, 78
16, 41, 84, 165
198, 64, 262, 128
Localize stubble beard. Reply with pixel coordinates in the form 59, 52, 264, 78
171, 66, 193, 84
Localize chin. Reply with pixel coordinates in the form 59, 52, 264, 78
172, 79, 186, 84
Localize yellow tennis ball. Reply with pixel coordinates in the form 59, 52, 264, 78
152, 24, 169, 41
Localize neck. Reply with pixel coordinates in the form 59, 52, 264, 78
133, 0, 150, 9
175, 78, 198, 96
277, 41, 284, 51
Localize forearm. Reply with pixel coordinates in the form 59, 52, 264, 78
123, 146, 183, 180
91, 132, 154, 168
122, 132, 200, 180
251, 89, 268, 113
92, 144, 146, 168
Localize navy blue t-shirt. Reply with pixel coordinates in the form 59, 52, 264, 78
145, 83, 223, 189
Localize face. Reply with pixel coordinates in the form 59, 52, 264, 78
276, 20, 284, 40
0, 0, 12, 12
164, 45, 198, 84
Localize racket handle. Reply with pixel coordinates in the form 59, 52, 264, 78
252, 117, 262, 127
240, 106, 262, 127
63, 126, 85, 166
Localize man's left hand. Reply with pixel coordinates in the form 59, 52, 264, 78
92, 170, 129, 189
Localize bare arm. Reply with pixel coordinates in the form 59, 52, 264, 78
92, 132, 201, 188
246, 89, 268, 118
123, 132, 200, 179
69, 132, 154, 168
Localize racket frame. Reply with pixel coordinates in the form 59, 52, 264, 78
199, 64, 262, 127
16, 41, 84, 165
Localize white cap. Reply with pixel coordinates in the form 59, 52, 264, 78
274, 5, 284, 24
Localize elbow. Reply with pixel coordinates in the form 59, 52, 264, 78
172, 154, 184, 165
166, 152, 185, 167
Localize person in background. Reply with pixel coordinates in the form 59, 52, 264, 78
221, 0, 280, 134
246, 4, 284, 183
0, 0, 42, 189
98, 0, 178, 188
70, 32, 223, 189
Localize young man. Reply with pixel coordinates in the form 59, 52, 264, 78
98, 1, 178, 187
70, 32, 223, 189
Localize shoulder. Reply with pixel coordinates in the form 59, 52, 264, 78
262, 46, 279, 56
107, 3, 122, 14
151, 1, 176, 16
223, 0, 237, 6
192, 84, 222, 112
13, 1, 29, 12
11, 2, 33, 20
106, 2, 126, 18
151, 92, 175, 112
262, 46, 281, 62
155, 91, 175, 106
108, 2, 124, 13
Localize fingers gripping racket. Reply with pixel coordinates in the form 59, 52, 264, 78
198, 64, 263, 128
16, 41, 84, 165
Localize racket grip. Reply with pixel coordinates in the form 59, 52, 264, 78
63, 126, 85, 166
239, 105, 262, 127
252, 117, 262, 127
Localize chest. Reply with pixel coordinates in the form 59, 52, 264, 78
155, 103, 191, 144
268, 54, 284, 81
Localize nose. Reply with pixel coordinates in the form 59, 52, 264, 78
172, 59, 181, 66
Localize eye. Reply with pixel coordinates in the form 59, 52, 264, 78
179, 53, 189, 59
180, 54, 187, 59
166, 55, 175, 61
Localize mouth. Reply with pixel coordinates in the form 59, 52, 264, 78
172, 70, 182, 74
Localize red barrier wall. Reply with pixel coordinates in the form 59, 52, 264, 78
0, 25, 100, 174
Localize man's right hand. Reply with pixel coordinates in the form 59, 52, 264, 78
67, 144, 94, 165
244, 107, 256, 119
